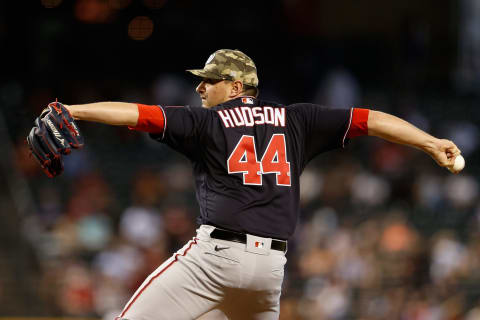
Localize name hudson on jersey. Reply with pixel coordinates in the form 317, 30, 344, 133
217, 107, 285, 128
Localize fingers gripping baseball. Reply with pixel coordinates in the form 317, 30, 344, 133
429, 139, 464, 174
26, 101, 84, 178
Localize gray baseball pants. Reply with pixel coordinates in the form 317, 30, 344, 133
116, 225, 287, 320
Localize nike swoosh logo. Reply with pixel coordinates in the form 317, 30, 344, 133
214, 245, 227, 251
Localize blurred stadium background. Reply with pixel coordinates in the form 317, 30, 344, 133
1, 0, 480, 319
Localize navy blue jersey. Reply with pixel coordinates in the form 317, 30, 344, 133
150, 97, 352, 240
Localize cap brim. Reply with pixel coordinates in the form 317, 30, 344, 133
186, 69, 224, 80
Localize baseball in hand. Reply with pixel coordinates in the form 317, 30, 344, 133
451, 155, 465, 173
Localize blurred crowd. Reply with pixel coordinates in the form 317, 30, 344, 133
3, 68, 478, 320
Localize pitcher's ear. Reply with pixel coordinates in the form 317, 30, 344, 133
229, 80, 244, 97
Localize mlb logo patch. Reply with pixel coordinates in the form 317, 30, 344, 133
242, 97, 254, 105
246, 235, 271, 255
255, 241, 264, 248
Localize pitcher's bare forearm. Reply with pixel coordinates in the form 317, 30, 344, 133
367, 110, 439, 151
367, 110, 461, 169
65, 102, 139, 126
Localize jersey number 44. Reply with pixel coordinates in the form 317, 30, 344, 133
227, 134, 291, 186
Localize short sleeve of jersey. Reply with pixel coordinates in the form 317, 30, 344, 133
149, 105, 208, 159
289, 103, 352, 163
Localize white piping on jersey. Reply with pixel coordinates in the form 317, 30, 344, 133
159, 105, 167, 140
218, 107, 286, 128
342, 107, 354, 148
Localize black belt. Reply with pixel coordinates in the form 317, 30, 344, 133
210, 228, 287, 252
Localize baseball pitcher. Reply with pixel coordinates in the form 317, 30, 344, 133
27, 49, 462, 319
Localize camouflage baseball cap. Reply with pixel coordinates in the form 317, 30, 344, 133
186, 49, 259, 87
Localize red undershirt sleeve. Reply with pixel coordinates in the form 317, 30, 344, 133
128, 104, 165, 134
347, 108, 369, 138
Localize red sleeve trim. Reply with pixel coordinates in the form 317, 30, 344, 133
346, 108, 369, 138
128, 104, 165, 134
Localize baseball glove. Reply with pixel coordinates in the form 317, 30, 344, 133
26, 101, 84, 178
